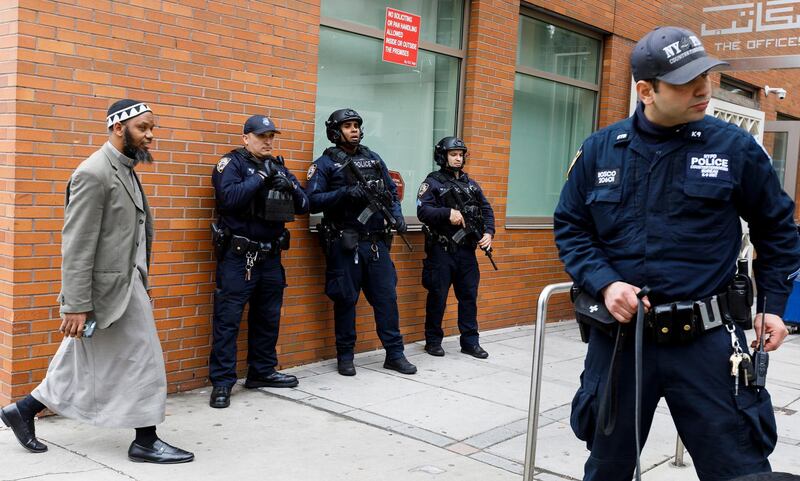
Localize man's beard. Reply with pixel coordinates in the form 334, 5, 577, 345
122, 127, 153, 166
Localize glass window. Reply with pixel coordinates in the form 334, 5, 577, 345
720, 75, 756, 99
314, 27, 460, 216
517, 16, 600, 84
507, 15, 601, 223
507, 75, 596, 218
322, 0, 464, 49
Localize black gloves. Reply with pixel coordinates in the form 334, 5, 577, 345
344, 184, 368, 202
394, 217, 408, 233
270, 174, 294, 193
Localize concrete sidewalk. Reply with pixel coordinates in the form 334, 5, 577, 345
2, 322, 799, 480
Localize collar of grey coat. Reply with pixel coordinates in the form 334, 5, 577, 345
102, 142, 144, 211
104, 141, 136, 169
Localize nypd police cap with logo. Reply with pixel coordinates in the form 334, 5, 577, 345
243, 115, 281, 135
630, 26, 728, 84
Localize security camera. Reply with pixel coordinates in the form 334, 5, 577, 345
764, 85, 787, 99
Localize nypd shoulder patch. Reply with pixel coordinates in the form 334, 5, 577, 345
307, 163, 317, 180
418, 182, 429, 198
216, 157, 231, 173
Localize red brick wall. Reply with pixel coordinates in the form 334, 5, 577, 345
0, 2, 19, 405
2, 0, 323, 405
2, 0, 799, 406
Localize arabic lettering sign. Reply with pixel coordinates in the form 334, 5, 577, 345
382, 8, 421, 67
672, 0, 800, 57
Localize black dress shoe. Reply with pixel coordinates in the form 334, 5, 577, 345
128, 439, 194, 464
337, 359, 356, 376
461, 344, 489, 359
244, 371, 299, 389
384, 356, 417, 374
0, 403, 47, 453
209, 386, 230, 409
424, 344, 445, 357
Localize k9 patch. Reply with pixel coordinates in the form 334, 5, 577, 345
687, 152, 731, 181
595, 168, 620, 186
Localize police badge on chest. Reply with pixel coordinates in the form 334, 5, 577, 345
687, 152, 731, 181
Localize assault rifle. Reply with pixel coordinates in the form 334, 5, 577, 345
445, 191, 498, 270
342, 158, 413, 251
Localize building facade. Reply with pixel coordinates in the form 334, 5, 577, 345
1, 0, 799, 405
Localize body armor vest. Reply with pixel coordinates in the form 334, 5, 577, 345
325, 146, 386, 194
427, 171, 483, 243
430, 171, 480, 212
238, 149, 294, 223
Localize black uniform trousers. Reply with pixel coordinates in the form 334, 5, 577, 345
324, 238, 404, 362
573, 326, 776, 481
209, 248, 286, 388
422, 243, 480, 348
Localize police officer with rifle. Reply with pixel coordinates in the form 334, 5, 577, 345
417, 136, 496, 358
306, 108, 417, 377
209, 115, 308, 409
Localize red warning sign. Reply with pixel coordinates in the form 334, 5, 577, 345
382, 8, 421, 67
388, 170, 405, 201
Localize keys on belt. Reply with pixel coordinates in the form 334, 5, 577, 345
229, 234, 278, 281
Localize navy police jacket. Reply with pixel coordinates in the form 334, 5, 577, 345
554, 112, 800, 315
417, 169, 496, 242
306, 145, 403, 233
212, 148, 308, 242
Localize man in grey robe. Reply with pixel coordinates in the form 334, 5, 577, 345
0, 99, 194, 464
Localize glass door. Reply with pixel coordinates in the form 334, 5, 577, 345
764, 121, 800, 202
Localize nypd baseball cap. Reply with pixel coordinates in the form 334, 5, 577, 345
243, 115, 281, 135
631, 26, 728, 85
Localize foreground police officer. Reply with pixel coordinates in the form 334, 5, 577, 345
209, 115, 309, 408
417, 137, 495, 358
554, 27, 798, 481
306, 108, 416, 376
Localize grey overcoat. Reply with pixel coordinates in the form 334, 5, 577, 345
58, 142, 154, 328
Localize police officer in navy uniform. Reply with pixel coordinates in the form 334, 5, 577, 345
306, 108, 417, 377
554, 27, 798, 481
417, 137, 495, 358
209, 115, 309, 408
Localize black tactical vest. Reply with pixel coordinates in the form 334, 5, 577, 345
430, 171, 480, 211
326, 146, 386, 194
238, 149, 294, 223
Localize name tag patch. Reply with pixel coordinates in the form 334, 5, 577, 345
687, 153, 731, 181
595, 168, 620, 186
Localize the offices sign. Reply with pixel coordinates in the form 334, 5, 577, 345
663, 1, 800, 69
700, 1, 800, 53
695, 0, 800, 58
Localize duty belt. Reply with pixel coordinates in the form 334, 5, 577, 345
645, 291, 740, 345
358, 230, 390, 243
422, 225, 460, 252
229, 234, 280, 261
325, 222, 390, 243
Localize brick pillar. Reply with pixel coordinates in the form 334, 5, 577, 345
0, 2, 18, 407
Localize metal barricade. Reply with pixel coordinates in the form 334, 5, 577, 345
522, 283, 693, 479
523, 281, 572, 481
